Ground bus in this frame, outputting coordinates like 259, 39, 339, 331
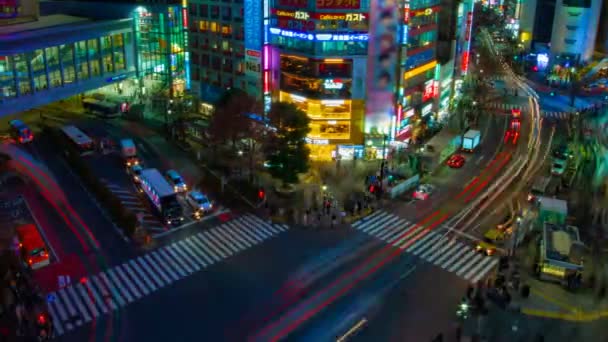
138, 168, 183, 225
16, 224, 50, 270
9, 120, 34, 143
60, 125, 95, 155
83, 98, 120, 118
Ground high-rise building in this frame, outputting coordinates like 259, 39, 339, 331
188, 0, 264, 111
550, 0, 602, 64
1, 0, 136, 117
268, 0, 368, 160
395, 0, 441, 143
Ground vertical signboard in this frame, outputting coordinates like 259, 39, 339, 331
244, 0, 262, 51
461, 10, 474, 76
365, 0, 399, 135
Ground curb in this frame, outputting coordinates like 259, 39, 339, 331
521, 307, 608, 322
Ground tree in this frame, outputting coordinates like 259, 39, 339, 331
208, 88, 258, 147
263, 102, 311, 185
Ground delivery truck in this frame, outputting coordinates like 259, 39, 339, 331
120, 138, 139, 166
462, 129, 481, 152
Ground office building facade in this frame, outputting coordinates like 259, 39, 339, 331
395, 0, 441, 143
188, 0, 264, 111
1, 1, 136, 117
268, 0, 368, 160
550, 0, 602, 64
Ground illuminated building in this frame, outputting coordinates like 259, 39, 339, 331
550, 0, 602, 64
269, 1, 369, 160
45, 0, 191, 98
395, 0, 441, 143
188, 0, 264, 111
1, 0, 136, 117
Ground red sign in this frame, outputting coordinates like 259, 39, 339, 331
278, 18, 316, 31
277, 0, 308, 6
316, 0, 360, 9
246, 50, 261, 58
461, 51, 470, 74
403, 5, 410, 23
423, 81, 434, 101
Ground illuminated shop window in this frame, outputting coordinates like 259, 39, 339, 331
309, 120, 351, 140
279, 92, 352, 120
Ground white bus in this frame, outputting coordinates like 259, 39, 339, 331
60, 125, 95, 155
139, 168, 183, 225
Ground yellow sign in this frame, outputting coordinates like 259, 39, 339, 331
277, 10, 296, 17
424, 8, 433, 15
403, 61, 437, 80
345, 13, 366, 21
295, 11, 309, 20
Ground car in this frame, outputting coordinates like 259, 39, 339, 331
447, 154, 465, 168
413, 184, 435, 200
504, 129, 520, 145
186, 191, 213, 216
475, 240, 497, 256
9, 119, 34, 143
127, 164, 143, 183
165, 170, 187, 192
16, 224, 50, 270
551, 160, 566, 176
553, 145, 571, 161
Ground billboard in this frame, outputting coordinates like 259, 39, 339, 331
365, 0, 400, 134
316, 0, 361, 9
244, 0, 262, 51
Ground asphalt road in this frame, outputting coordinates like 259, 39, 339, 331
55, 228, 357, 342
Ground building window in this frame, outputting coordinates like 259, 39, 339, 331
564, 39, 576, 45
565, 25, 578, 31
200, 4, 208, 17
221, 24, 232, 36
222, 6, 232, 20
210, 6, 219, 18
199, 20, 209, 31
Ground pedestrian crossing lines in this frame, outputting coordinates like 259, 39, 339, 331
351, 211, 498, 284
484, 102, 521, 111
541, 111, 569, 120
46, 214, 289, 337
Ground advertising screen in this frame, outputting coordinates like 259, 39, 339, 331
365, 0, 399, 133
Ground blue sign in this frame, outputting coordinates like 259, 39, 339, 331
244, 0, 262, 50
405, 48, 435, 69
46, 294, 56, 303
269, 28, 368, 42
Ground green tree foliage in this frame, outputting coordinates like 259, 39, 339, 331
208, 88, 258, 146
264, 102, 311, 185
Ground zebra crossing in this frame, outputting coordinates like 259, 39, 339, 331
46, 214, 289, 337
352, 211, 498, 284
541, 111, 570, 120
484, 102, 571, 120
101, 180, 166, 231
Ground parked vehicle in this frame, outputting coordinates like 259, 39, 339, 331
120, 139, 139, 166
127, 164, 143, 183
462, 129, 481, 152
16, 224, 50, 270
447, 154, 465, 168
166, 170, 187, 193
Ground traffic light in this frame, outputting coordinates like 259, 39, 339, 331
369, 184, 375, 193
258, 187, 265, 200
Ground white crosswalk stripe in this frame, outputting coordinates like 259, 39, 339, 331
47, 214, 288, 337
351, 210, 498, 283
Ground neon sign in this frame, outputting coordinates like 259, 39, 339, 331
324, 79, 344, 89
274, 10, 368, 22
269, 28, 368, 41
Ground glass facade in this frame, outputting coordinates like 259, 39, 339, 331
270, 35, 368, 56
134, 6, 189, 96
0, 32, 130, 102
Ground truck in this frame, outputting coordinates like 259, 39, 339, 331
138, 168, 183, 225
537, 196, 567, 225
120, 139, 139, 166
461, 129, 481, 152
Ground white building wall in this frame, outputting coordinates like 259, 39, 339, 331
550, 0, 602, 62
